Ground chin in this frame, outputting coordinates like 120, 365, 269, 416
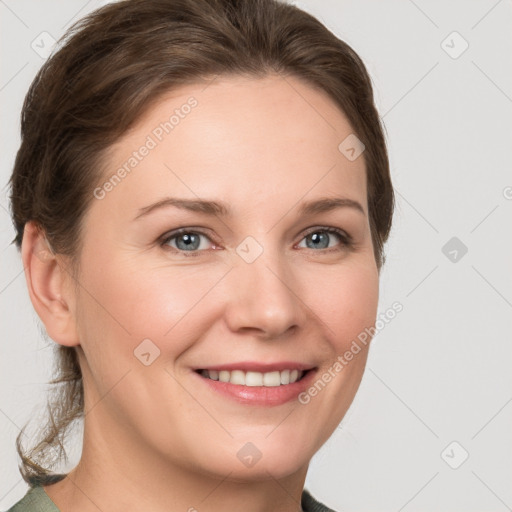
184, 441, 310, 483
221, 457, 309, 483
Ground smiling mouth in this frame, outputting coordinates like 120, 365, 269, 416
194, 368, 312, 387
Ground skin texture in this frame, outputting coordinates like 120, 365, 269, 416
22, 73, 379, 512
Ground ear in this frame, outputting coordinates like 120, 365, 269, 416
21, 221, 80, 347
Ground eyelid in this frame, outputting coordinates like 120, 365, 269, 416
300, 226, 352, 243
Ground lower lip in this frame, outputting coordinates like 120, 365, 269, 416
192, 369, 317, 406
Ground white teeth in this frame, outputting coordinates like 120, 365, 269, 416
245, 371, 263, 386
219, 370, 230, 383
263, 371, 281, 387
200, 368, 305, 386
230, 370, 245, 385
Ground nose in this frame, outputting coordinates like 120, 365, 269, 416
223, 246, 304, 340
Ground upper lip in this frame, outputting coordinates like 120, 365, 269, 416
194, 361, 316, 373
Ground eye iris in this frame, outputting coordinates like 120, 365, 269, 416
176, 233, 200, 251
307, 231, 330, 249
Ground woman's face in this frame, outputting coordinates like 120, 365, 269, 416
71, 74, 379, 480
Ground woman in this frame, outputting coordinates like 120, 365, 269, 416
7, 0, 394, 510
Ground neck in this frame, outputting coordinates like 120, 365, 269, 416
44, 409, 308, 512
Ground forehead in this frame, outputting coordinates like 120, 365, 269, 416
96, 74, 367, 218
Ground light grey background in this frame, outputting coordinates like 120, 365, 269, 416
1, 1, 511, 511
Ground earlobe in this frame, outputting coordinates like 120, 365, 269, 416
21, 221, 80, 347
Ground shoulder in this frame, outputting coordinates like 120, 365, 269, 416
7, 482, 333, 512
302, 488, 338, 512
5, 482, 62, 512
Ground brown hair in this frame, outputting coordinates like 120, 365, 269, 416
9, 0, 394, 485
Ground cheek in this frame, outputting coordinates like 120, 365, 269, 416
290, 259, 378, 449
75, 241, 229, 358
314, 260, 379, 350
72, 250, 221, 424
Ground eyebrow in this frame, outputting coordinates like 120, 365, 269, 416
134, 195, 366, 220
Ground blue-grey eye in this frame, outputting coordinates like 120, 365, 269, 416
298, 229, 346, 250
177, 233, 197, 250
165, 231, 209, 251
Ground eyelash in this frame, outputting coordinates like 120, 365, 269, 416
158, 226, 353, 257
